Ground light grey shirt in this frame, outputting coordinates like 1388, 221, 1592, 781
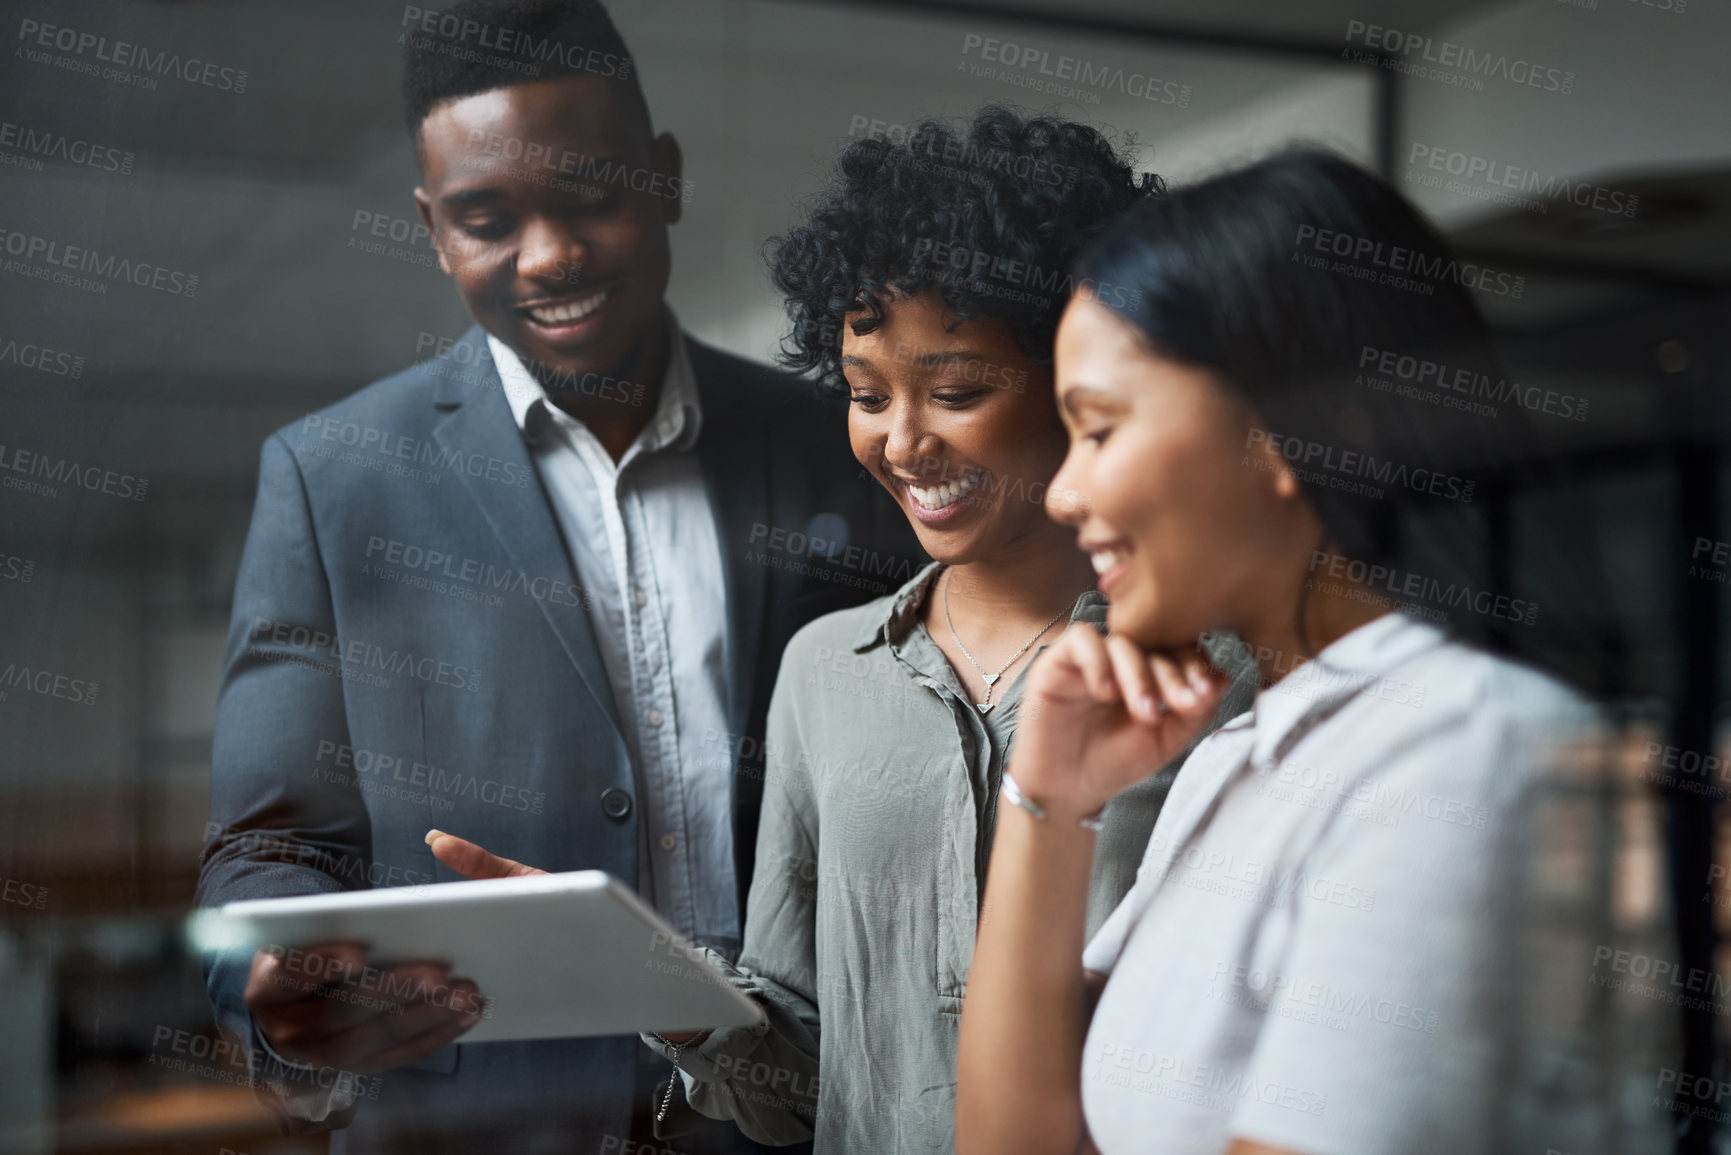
1081, 612, 1594, 1154
646, 563, 1258, 1152
493, 327, 738, 953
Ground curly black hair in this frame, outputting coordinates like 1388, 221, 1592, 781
767, 106, 1159, 395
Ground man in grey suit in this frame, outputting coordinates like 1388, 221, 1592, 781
194, 2, 920, 1151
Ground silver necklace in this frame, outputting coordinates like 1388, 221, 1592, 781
942, 568, 1076, 715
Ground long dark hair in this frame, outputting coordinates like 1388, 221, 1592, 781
1076, 148, 1614, 688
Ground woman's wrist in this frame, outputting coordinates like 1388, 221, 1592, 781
1001, 771, 1106, 831
1003, 742, 1114, 824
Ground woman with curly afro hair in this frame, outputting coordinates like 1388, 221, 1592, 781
639, 107, 1258, 1153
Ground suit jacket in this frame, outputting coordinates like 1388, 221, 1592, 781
195, 326, 924, 1154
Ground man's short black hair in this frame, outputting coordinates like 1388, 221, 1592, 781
402, 0, 650, 148
768, 106, 1159, 396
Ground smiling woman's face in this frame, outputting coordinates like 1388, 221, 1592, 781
1047, 295, 1312, 649
842, 289, 1068, 566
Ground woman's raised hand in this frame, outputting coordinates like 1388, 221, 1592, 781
1007, 626, 1230, 821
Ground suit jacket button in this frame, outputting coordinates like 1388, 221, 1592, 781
600, 788, 633, 821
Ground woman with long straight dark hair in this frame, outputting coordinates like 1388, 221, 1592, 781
956, 149, 1602, 1155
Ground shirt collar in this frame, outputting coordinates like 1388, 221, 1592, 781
850, 561, 1107, 653
1246, 611, 1448, 767
489, 309, 702, 456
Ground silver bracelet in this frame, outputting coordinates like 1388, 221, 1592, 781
1001, 771, 1106, 831
649, 1033, 685, 1123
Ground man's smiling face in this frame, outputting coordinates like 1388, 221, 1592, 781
414, 76, 681, 394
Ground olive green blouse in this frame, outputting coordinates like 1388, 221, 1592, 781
643, 562, 1257, 1153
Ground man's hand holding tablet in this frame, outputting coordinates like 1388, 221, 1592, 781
242, 937, 486, 1074
238, 830, 555, 1074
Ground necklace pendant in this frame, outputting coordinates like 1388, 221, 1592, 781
977, 701, 994, 715
981, 673, 1001, 686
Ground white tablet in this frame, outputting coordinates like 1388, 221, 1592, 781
188, 871, 765, 1044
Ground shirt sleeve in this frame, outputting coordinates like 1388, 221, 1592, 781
1226, 691, 1568, 1154
254, 1019, 363, 1123
1082, 865, 1151, 977
640, 648, 824, 1146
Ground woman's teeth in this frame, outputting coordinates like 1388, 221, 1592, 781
1090, 547, 1127, 575
527, 287, 611, 325
908, 470, 984, 512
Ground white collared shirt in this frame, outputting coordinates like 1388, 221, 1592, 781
1079, 612, 1594, 1155
492, 325, 738, 954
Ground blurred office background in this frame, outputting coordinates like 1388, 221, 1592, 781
1, 0, 1727, 1150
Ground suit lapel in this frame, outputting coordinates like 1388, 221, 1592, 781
691, 340, 770, 741
431, 329, 625, 742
